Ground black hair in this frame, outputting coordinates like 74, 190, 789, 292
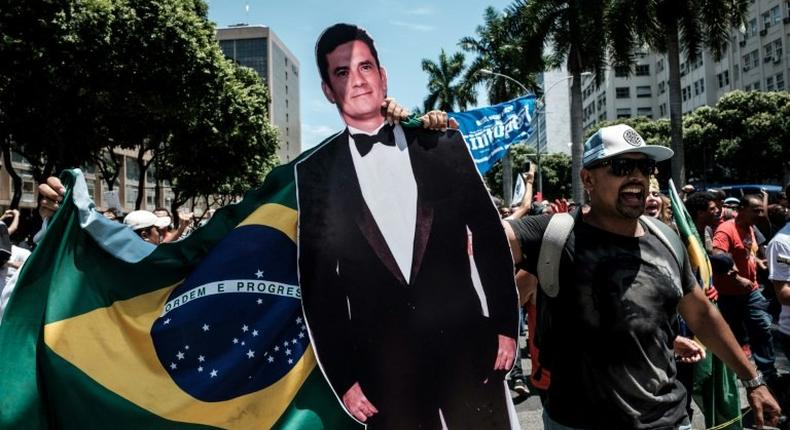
684, 192, 715, 217
740, 194, 762, 208
315, 23, 380, 85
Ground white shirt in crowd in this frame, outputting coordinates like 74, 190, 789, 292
768, 223, 790, 335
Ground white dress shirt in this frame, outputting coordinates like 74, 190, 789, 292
348, 123, 417, 282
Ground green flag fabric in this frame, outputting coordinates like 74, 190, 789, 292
669, 180, 742, 430
0, 155, 361, 429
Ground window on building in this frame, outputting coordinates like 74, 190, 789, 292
752, 50, 760, 68
753, 81, 761, 91
765, 42, 774, 60
750, 18, 758, 36
742, 54, 751, 70
615, 87, 630, 98
637, 107, 653, 118
635, 64, 650, 76
616, 108, 631, 118
659, 103, 667, 117
775, 39, 783, 60
763, 12, 771, 29
614, 66, 629, 77
767, 76, 775, 91
771, 6, 781, 24
744, 84, 751, 91
694, 80, 700, 95
657, 59, 664, 72
21, 174, 36, 204
598, 112, 606, 122
658, 81, 666, 94
776, 73, 785, 91
636, 85, 652, 97
718, 70, 730, 88
680, 62, 687, 76
125, 156, 139, 182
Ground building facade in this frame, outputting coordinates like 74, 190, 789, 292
217, 25, 301, 164
580, 0, 789, 131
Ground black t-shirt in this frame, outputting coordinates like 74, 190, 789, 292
509, 213, 698, 430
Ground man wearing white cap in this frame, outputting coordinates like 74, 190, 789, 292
123, 210, 170, 245
502, 124, 780, 429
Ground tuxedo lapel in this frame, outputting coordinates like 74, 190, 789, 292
404, 128, 436, 285
332, 132, 408, 286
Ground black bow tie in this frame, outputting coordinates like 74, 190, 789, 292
352, 124, 395, 156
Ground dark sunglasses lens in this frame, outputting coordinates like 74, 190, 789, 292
610, 158, 655, 176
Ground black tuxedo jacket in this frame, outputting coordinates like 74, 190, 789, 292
296, 127, 518, 397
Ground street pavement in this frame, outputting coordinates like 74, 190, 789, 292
513, 329, 790, 429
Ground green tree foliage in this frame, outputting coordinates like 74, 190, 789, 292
508, 0, 609, 203
604, 0, 750, 187
485, 144, 572, 201
0, 0, 279, 211
459, 6, 541, 104
421, 49, 475, 113
684, 90, 790, 184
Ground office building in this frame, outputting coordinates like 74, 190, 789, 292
217, 25, 301, 163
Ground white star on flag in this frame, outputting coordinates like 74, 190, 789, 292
288, 358, 294, 364
268, 356, 274, 363
241, 341, 246, 346
170, 363, 177, 370
274, 346, 280, 352
252, 330, 259, 337
298, 332, 305, 338
255, 269, 264, 278
291, 339, 297, 344
176, 351, 184, 360
198, 366, 203, 372
246, 349, 255, 358
285, 349, 292, 356
198, 355, 205, 362
242, 324, 249, 332
202, 324, 210, 332
164, 318, 171, 325
233, 338, 239, 344
210, 369, 218, 377
184, 345, 190, 350
257, 298, 263, 305
296, 317, 303, 324
283, 341, 289, 347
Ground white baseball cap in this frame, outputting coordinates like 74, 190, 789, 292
123, 210, 171, 231
583, 124, 674, 168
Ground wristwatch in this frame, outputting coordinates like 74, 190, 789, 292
741, 372, 766, 390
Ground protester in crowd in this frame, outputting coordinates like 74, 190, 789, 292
0, 209, 20, 236
645, 177, 662, 217
659, 194, 675, 227
767, 207, 790, 357
502, 123, 780, 429
122, 210, 170, 245
152, 208, 192, 243
681, 184, 695, 201
712, 194, 778, 383
721, 197, 740, 221
769, 204, 790, 232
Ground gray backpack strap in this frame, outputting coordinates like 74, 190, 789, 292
537, 213, 575, 298
640, 215, 684, 267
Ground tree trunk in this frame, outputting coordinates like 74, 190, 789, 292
665, 23, 686, 187
1, 140, 23, 209
135, 148, 148, 210
569, 69, 585, 203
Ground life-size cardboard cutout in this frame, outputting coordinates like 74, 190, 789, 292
295, 23, 519, 429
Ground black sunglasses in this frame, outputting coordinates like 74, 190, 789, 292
590, 158, 656, 177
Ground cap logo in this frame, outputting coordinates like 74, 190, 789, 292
623, 129, 644, 147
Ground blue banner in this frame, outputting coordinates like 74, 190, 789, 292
448, 95, 537, 174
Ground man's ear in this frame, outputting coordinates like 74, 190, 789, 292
379, 66, 388, 95
581, 168, 595, 194
321, 81, 336, 104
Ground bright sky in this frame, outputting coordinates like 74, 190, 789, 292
207, 0, 511, 150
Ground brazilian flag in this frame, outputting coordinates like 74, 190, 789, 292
668, 180, 742, 430
0, 158, 361, 429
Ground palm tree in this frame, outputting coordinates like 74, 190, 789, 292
508, 0, 609, 203
459, 6, 541, 104
421, 49, 475, 112
605, 0, 749, 186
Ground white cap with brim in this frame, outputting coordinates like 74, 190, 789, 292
123, 210, 171, 231
583, 124, 674, 168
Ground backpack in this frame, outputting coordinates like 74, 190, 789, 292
528, 213, 687, 389
536, 212, 686, 298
